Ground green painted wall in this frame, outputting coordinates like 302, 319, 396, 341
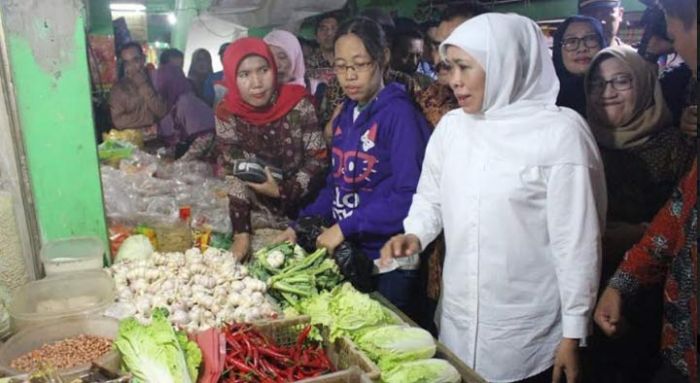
1, 1, 108, 251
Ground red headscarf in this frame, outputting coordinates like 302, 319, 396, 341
219, 37, 307, 125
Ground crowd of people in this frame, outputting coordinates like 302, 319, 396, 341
103, 0, 697, 382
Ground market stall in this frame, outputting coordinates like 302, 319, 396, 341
0, 211, 487, 382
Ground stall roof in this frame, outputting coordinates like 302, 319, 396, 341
207, 0, 347, 29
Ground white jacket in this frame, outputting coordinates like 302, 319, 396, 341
403, 13, 607, 382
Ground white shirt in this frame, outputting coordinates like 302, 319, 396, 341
405, 14, 608, 381
404, 108, 606, 382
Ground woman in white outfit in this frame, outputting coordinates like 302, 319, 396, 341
381, 13, 607, 383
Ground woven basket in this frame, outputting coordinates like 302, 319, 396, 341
253, 316, 380, 381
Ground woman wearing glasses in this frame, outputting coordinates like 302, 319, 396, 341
586, 46, 694, 231
583, 45, 695, 383
382, 13, 606, 383
552, 16, 606, 117
279, 17, 431, 320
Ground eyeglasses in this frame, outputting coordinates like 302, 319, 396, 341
561, 35, 600, 51
333, 61, 375, 75
590, 74, 633, 93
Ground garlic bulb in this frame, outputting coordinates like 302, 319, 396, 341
109, 247, 276, 331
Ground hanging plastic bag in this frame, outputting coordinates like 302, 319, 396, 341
333, 241, 375, 293
295, 216, 375, 293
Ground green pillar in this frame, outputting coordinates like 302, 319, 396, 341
172, 0, 213, 51
0, 0, 108, 249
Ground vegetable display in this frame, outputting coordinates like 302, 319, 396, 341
109, 247, 277, 332
355, 325, 436, 371
222, 323, 335, 382
250, 243, 343, 308
114, 308, 202, 383
298, 283, 397, 341
381, 358, 461, 383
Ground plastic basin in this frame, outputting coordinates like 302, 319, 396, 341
41, 237, 105, 276
7, 271, 115, 332
0, 316, 120, 379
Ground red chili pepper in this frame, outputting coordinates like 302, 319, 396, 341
296, 325, 313, 348
228, 358, 260, 376
258, 346, 291, 362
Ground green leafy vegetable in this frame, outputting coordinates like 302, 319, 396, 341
263, 248, 343, 308
356, 325, 436, 371
328, 283, 390, 340
381, 359, 461, 383
298, 283, 392, 341
114, 308, 201, 383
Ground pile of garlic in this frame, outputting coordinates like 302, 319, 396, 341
109, 247, 277, 332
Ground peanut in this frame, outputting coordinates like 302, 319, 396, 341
10, 334, 112, 372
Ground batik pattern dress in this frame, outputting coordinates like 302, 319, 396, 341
182, 97, 327, 234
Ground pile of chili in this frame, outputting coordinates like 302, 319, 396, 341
222, 323, 335, 383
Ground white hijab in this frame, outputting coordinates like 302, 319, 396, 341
438, 13, 602, 168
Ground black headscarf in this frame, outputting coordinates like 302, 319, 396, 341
552, 16, 607, 117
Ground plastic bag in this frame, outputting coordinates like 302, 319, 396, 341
158, 160, 213, 184
294, 215, 331, 254
295, 216, 375, 293
333, 241, 375, 293
97, 139, 135, 167
101, 166, 137, 221
119, 149, 158, 176
191, 207, 232, 234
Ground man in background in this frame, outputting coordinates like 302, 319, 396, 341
305, 12, 341, 85
579, 0, 627, 46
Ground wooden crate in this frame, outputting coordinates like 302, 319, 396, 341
297, 366, 372, 383
253, 316, 380, 382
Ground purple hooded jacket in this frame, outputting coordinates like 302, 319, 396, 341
300, 82, 430, 259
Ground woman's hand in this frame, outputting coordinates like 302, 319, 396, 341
316, 224, 344, 254
246, 167, 280, 198
594, 287, 626, 337
552, 338, 581, 383
231, 232, 251, 262
379, 234, 422, 267
274, 227, 297, 244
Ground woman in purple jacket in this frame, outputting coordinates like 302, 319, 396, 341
279, 17, 431, 318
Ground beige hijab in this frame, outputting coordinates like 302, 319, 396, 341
585, 46, 672, 149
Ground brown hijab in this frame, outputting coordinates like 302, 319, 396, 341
585, 46, 672, 149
